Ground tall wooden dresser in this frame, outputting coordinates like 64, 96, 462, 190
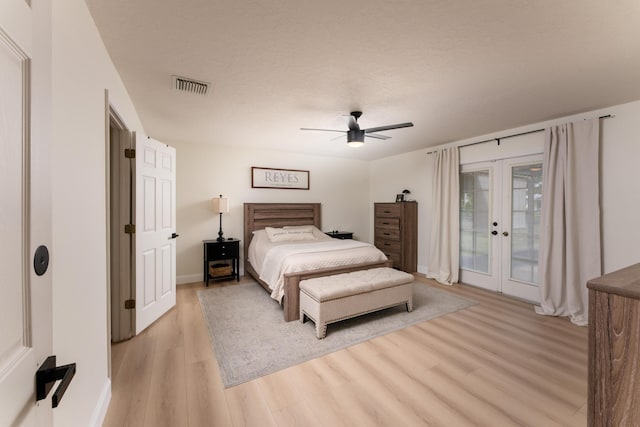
587, 263, 640, 426
374, 202, 417, 273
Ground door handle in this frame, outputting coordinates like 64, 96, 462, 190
36, 355, 76, 408
502, 231, 509, 236
491, 230, 498, 235
170, 233, 179, 239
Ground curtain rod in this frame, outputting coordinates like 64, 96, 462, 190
426, 114, 613, 154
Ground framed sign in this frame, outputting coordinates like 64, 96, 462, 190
251, 167, 310, 190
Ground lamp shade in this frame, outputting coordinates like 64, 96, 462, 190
212, 197, 229, 214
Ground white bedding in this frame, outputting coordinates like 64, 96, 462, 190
248, 230, 388, 302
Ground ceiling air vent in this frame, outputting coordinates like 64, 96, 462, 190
171, 75, 210, 95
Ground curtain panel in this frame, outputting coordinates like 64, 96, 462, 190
536, 118, 601, 326
427, 147, 460, 285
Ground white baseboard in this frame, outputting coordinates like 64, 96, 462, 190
89, 378, 111, 427
177, 273, 203, 285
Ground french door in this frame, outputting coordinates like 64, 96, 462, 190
459, 155, 543, 302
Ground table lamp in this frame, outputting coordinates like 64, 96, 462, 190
212, 195, 229, 242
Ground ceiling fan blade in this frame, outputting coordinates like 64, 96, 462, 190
330, 134, 346, 141
300, 128, 346, 133
364, 133, 391, 140
364, 122, 414, 134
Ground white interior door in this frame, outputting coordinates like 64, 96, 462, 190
460, 155, 543, 302
0, 1, 53, 425
134, 135, 177, 334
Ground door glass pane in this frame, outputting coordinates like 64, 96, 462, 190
460, 170, 490, 273
510, 164, 542, 283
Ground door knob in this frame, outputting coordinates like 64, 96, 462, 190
170, 233, 179, 239
503, 231, 509, 236
491, 230, 498, 235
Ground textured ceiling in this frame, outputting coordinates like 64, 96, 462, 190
85, 0, 640, 160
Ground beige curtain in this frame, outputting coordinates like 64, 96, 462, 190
535, 118, 601, 326
427, 147, 460, 285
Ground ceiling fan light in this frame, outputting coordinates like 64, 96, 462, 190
346, 129, 365, 147
347, 140, 364, 148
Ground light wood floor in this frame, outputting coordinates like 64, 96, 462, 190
103, 276, 588, 427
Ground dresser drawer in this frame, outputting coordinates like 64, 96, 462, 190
209, 242, 239, 259
375, 227, 400, 240
375, 217, 400, 231
375, 204, 401, 218
375, 238, 401, 253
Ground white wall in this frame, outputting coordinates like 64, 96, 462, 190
600, 101, 640, 272
371, 99, 640, 276
173, 142, 371, 284
51, 0, 147, 425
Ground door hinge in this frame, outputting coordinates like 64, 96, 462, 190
124, 224, 136, 234
124, 299, 136, 309
124, 148, 136, 159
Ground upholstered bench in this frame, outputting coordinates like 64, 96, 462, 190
299, 267, 414, 339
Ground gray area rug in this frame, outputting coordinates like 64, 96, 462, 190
197, 281, 476, 388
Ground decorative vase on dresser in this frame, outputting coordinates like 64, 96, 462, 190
374, 202, 417, 273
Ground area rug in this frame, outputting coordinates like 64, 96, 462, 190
197, 281, 476, 388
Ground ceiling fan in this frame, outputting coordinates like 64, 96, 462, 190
301, 111, 414, 148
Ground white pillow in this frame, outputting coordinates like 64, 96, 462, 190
251, 229, 269, 242
265, 226, 316, 242
284, 225, 332, 240
282, 225, 314, 235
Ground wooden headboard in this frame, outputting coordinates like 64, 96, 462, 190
243, 203, 321, 270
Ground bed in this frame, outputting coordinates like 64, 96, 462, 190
244, 203, 391, 321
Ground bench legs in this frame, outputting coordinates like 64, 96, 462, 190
317, 324, 327, 339
300, 313, 328, 339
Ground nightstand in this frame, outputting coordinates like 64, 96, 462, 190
324, 231, 353, 240
203, 239, 240, 285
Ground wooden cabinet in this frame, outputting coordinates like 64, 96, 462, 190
203, 239, 240, 285
587, 263, 640, 426
374, 202, 417, 273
